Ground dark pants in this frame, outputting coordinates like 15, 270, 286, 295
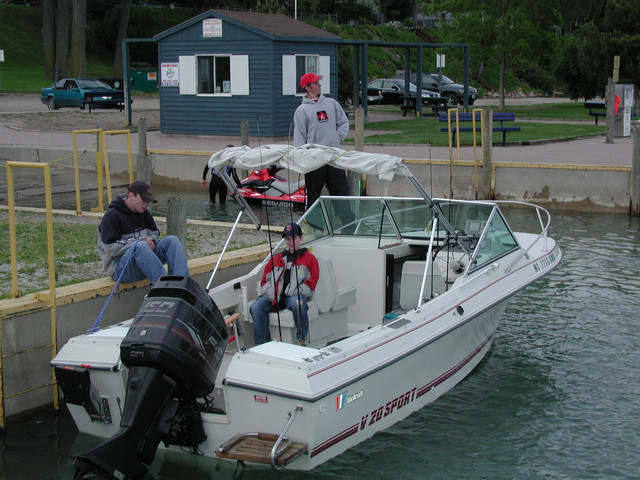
305, 165, 350, 207
208, 174, 227, 204
305, 165, 355, 231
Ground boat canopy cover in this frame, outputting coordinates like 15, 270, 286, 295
208, 144, 408, 183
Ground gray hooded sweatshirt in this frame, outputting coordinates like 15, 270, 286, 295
293, 94, 349, 147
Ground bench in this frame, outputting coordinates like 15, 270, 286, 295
439, 111, 521, 146
400, 103, 416, 117
583, 101, 606, 125
401, 97, 450, 117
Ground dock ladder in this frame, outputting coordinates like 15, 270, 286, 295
215, 405, 307, 469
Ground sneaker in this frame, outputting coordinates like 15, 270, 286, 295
298, 338, 309, 346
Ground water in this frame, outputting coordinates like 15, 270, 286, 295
2, 210, 640, 480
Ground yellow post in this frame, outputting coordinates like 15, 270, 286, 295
6, 163, 20, 298
100, 131, 113, 205
72, 129, 106, 213
4, 161, 60, 417
472, 108, 484, 199
44, 163, 59, 411
73, 133, 82, 214
447, 108, 461, 198
96, 131, 104, 212
101, 130, 135, 204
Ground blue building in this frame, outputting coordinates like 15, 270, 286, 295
154, 10, 342, 138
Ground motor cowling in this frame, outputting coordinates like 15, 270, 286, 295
74, 276, 228, 480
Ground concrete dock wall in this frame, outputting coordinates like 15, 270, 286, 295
0, 145, 633, 211
0, 246, 269, 420
364, 160, 632, 211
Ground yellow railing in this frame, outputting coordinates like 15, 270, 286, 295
3, 161, 59, 427
72, 129, 134, 214
445, 108, 483, 199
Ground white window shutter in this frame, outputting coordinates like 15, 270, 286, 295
319, 55, 330, 95
282, 55, 296, 95
230, 55, 249, 95
179, 55, 196, 95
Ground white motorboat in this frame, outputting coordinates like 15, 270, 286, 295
52, 144, 561, 479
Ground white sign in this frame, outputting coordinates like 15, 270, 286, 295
161, 63, 179, 87
203, 18, 222, 38
0, 50, 4, 62
436, 53, 445, 69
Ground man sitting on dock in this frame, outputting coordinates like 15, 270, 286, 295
97, 180, 189, 285
250, 222, 319, 346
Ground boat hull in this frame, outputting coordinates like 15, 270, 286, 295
208, 300, 509, 470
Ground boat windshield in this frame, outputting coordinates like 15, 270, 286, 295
300, 196, 520, 272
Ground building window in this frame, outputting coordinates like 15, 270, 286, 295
295, 55, 319, 94
178, 54, 248, 96
282, 54, 330, 96
197, 55, 231, 94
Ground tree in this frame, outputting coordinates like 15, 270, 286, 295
113, 0, 133, 77
54, 0, 70, 79
70, 0, 87, 77
424, 0, 559, 107
42, 0, 56, 80
554, 0, 640, 99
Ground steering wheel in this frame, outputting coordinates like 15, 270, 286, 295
432, 236, 459, 261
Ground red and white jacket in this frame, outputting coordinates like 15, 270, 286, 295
260, 248, 319, 307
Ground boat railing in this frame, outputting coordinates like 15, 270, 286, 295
496, 201, 552, 274
270, 405, 304, 470
417, 217, 439, 308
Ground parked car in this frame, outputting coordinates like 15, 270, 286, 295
41, 78, 126, 111
366, 78, 440, 106
397, 72, 478, 106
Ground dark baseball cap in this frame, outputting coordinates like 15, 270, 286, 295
282, 222, 303, 237
128, 180, 157, 203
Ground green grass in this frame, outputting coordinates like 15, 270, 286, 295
504, 102, 590, 120
348, 104, 605, 145
0, 211, 101, 299
0, 4, 149, 93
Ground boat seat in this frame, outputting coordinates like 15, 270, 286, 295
252, 256, 356, 345
399, 261, 446, 311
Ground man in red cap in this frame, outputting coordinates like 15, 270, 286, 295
293, 72, 350, 211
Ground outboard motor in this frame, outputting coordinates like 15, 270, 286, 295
73, 276, 228, 480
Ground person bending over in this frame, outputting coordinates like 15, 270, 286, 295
97, 180, 189, 285
250, 222, 319, 346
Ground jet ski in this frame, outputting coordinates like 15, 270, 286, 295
235, 166, 306, 208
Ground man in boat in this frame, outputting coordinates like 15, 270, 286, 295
293, 73, 350, 208
293, 73, 356, 232
250, 222, 320, 346
97, 180, 189, 285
